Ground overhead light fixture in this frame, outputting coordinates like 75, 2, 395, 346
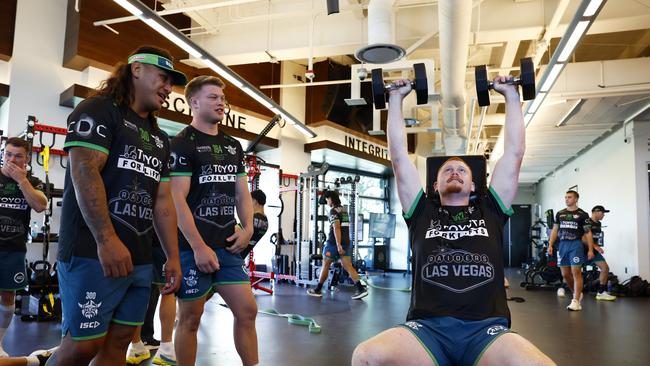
524, 113, 534, 126
528, 92, 546, 114
111, 0, 316, 139
555, 99, 584, 127
201, 59, 244, 88
583, 0, 604, 16
540, 64, 565, 92
114, 0, 142, 16
142, 18, 202, 58
522, 0, 607, 128
557, 20, 589, 62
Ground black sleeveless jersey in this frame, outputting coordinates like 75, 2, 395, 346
170, 126, 246, 252
404, 187, 512, 324
586, 218, 603, 246
0, 175, 44, 252
327, 205, 350, 247
59, 96, 171, 264
555, 208, 591, 241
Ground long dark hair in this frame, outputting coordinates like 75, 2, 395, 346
92, 45, 174, 129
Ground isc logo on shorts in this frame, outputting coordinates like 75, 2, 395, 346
573, 257, 580, 263
486, 325, 507, 336
13, 272, 25, 283
80, 321, 100, 329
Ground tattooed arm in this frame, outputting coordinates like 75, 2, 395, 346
153, 181, 181, 294
69, 147, 132, 277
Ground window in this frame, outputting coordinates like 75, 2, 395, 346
323, 168, 389, 245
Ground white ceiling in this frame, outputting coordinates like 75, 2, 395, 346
154, 0, 650, 185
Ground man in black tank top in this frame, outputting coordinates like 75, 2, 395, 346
584, 205, 616, 301
0, 138, 47, 357
547, 190, 595, 311
240, 189, 269, 259
352, 76, 555, 366
49, 46, 183, 366
170, 76, 257, 366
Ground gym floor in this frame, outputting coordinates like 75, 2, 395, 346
4, 269, 650, 365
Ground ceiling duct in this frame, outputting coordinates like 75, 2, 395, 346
355, 0, 405, 64
438, 0, 473, 155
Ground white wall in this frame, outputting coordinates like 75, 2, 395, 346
632, 120, 650, 279
0, 60, 10, 84
536, 126, 643, 279
513, 185, 535, 205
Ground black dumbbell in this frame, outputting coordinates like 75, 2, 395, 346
475, 57, 536, 107
371, 63, 428, 110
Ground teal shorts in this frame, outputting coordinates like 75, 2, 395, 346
323, 244, 351, 261
58, 256, 153, 340
0, 251, 27, 291
177, 248, 249, 301
558, 240, 586, 267
399, 316, 511, 366
585, 251, 606, 265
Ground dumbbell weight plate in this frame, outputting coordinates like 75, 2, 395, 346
519, 57, 536, 101
371, 68, 387, 110
475, 65, 491, 107
413, 63, 428, 105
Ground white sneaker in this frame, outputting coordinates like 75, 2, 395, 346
126, 343, 151, 364
567, 299, 582, 311
596, 292, 617, 301
0, 347, 8, 357
557, 287, 566, 297
153, 347, 177, 365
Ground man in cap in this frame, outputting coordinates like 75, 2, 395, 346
47, 45, 184, 365
584, 205, 616, 301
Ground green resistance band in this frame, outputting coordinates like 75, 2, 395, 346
259, 308, 321, 334
219, 303, 321, 334
361, 277, 412, 292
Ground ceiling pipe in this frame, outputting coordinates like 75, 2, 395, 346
438, 0, 473, 155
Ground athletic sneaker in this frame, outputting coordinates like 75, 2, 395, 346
29, 346, 58, 366
127, 344, 151, 364
351, 286, 368, 300
153, 348, 177, 365
596, 292, 617, 301
307, 288, 323, 297
142, 336, 161, 349
567, 299, 582, 311
557, 287, 566, 297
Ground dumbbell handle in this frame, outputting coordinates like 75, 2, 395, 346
385, 80, 416, 91
488, 77, 521, 89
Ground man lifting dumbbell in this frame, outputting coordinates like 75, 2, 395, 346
352, 71, 554, 365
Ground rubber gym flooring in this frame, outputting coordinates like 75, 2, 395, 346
4, 269, 650, 365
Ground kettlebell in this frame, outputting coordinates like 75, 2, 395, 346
30, 260, 51, 287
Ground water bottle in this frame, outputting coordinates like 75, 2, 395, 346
31, 221, 39, 241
